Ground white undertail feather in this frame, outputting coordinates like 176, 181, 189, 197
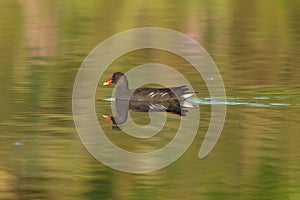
181, 93, 195, 99
182, 101, 194, 108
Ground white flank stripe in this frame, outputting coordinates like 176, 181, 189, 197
151, 93, 158, 98
148, 92, 154, 96
161, 92, 168, 97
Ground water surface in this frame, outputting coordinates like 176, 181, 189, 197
0, 1, 300, 199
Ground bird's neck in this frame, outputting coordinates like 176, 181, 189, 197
115, 76, 130, 99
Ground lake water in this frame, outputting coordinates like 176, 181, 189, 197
1, 1, 300, 200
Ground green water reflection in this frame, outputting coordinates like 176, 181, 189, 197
0, 0, 299, 200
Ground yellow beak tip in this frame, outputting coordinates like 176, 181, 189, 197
103, 82, 109, 86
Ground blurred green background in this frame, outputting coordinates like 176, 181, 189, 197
0, 0, 299, 200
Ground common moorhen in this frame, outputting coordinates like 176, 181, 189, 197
103, 72, 196, 101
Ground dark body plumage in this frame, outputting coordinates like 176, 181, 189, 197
103, 72, 195, 101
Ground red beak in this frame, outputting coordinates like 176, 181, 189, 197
103, 115, 113, 122
103, 75, 113, 86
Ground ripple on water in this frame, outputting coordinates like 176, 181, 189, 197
102, 96, 298, 108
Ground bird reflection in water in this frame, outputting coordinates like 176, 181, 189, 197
102, 100, 195, 129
